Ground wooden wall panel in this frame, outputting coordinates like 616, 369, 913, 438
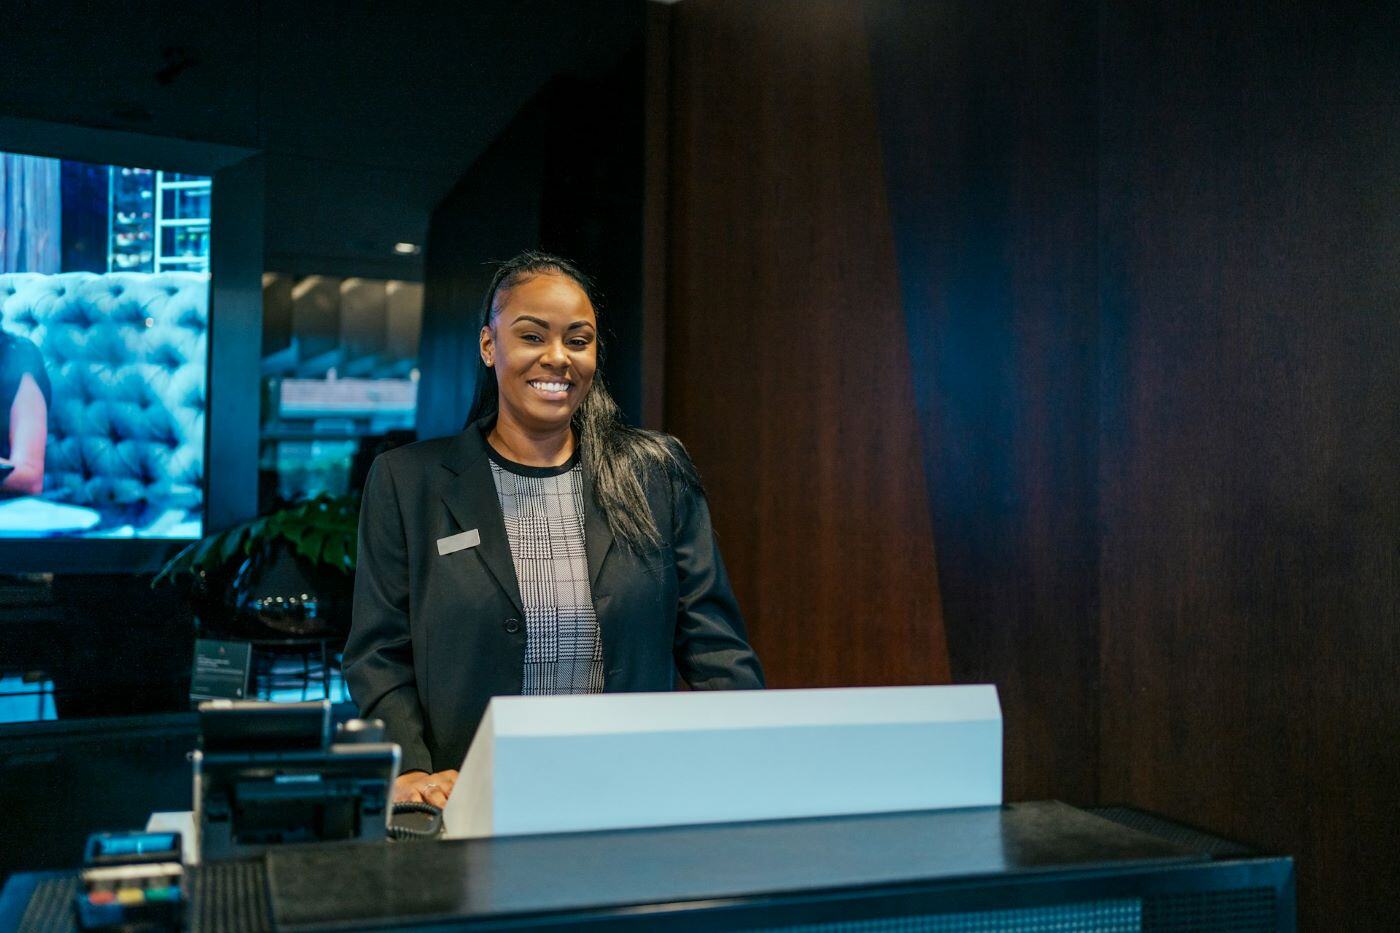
865, 0, 1101, 803
1097, 3, 1400, 929
640, 1, 672, 431
665, 3, 1399, 925
665, 0, 949, 688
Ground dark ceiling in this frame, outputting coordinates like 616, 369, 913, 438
0, 0, 644, 279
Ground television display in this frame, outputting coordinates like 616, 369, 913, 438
0, 148, 211, 539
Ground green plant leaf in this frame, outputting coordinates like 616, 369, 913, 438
154, 493, 362, 586
323, 535, 347, 572
296, 529, 326, 563
244, 516, 270, 546
191, 532, 223, 567
152, 539, 200, 587
218, 527, 248, 566
279, 520, 307, 546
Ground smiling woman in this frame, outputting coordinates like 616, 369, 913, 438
478, 267, 599, 462
343, 250, 765, 809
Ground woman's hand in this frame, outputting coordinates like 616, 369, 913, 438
393, 769, 459, 808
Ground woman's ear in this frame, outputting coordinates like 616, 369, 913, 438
479, 325, 495, 368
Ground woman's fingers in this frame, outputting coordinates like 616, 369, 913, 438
391, 770, 455, 807
392, 772, 429, 803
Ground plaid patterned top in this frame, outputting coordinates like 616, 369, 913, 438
488, 446, 604, 695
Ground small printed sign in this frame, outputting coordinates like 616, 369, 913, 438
190, 639, 252, 701
437, 528, 481, 556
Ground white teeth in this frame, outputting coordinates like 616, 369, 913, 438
530, 381, 570, 393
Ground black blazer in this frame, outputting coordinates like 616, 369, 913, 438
344, 417, 764, 774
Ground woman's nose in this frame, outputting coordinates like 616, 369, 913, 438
542, 340, 569, 367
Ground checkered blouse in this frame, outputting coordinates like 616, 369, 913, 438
488, 447, 604, 695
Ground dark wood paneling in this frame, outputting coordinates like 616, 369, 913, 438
865, 0, 1101, 803
539, 55, 647, 425
666, 3, 1398, 926
641, 1, 672, 431
418, 104, 546, 442
1097, 3, 1400, 929
420, 39, 646, 441
666, 0, 949, 688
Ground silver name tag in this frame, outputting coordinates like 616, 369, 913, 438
436, 529, 481, 556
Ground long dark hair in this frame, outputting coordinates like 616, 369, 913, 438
466, 251, 701, 551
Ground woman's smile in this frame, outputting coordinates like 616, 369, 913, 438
527, 378, 573, 401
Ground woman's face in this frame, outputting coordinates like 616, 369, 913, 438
480, 272, 598, 433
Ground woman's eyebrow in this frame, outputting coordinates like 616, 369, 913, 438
509, 314, 594, 331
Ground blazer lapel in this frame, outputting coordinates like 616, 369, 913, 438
581, 463, 614, 592
439, 417, 614, 610
440, 424, 524, 617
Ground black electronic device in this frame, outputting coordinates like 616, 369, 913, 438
336, 717, 386, 744
75, 831, 185, 930
84, 830, 183, 867
197, 698, 329, 752
75, 862, 184, 931
193, 700, 399, 861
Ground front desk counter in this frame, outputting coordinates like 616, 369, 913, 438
2, 801, 1295, 932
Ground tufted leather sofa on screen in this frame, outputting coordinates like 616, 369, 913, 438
0, 272, 207, 533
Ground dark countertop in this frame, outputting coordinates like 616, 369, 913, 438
266, 801, 1205, 929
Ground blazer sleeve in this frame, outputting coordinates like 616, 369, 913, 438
671, 476, 765, 689
344, 455, 433, 773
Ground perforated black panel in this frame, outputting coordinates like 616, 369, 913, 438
14, 860, 269, 933
748, 900, 1143, 932
16, 876, 77, 933
1143, 887, 1276, 932
190, 859, 270, 933
4, 875, 1288, 932
747, 888, 1280, 933
1088, 807, 1253, 859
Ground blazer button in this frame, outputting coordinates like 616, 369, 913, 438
504, 618, 521, 634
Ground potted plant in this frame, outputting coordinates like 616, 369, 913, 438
154, 494, 359, 641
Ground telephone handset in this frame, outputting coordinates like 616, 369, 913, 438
388, 801, 443, 840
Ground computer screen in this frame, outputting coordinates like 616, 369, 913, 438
0, 149, 211, 539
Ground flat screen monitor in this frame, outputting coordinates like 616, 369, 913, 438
1, 149, 211, 540
0, 119, 260, 572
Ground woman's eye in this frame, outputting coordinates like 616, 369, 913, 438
569, 339, 590, 349
521, 333, 543, 343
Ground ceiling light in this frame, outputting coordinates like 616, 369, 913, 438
393, 242, 421, 255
